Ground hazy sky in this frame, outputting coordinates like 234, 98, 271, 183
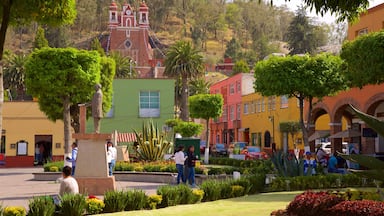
274, 0, 384, 23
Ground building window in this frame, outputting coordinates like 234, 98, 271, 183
244, 103, 249, 114
268, 96, 276, 111
222, 106, 228, 122
139, 91, 160, 118
356, 28, 368, 37
280, 95, 289, 109
261, 98, 265, 112
250, 101, 255, 113
256, 99, 261, 113
229, 84, 235, 95
236, 104, 241, 120
0, 135, 5, 154
230, 105, 235, 121
236, 81, 241, 93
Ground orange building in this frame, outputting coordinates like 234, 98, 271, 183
347, 3, 384, 40
309, 4, 384, 157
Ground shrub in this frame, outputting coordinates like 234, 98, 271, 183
329, 189, 381, 201
28, 196, 55, 216
328, 200, 384, 216
59, 194, 86, 216
177, 184, 194, 204
43, 161, 64, 172
286, 191, 343, 216
103, 191, 128, 213
232, 178, 251, 195
246, 174, 266, 194
200, 180, 222, 202
191, 189, 204, 203
157, 185, 181, 208
3, 206, 26, 216
86, 197, 105, 215
219, 180, 233, 199
125, 190, 147, 211
147, 194, 162, 210
231, 185, 245, 198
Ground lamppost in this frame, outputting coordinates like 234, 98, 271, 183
268, 115, 275, 144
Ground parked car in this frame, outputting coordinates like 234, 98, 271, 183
321, 142, 348, 154
200, 141, 206, 154
213, 143, 227, 156
240, 146, 268, 160
231, 142, 247, 154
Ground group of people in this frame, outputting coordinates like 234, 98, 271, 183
315, 144, 347, 174
174, 145, 198, 187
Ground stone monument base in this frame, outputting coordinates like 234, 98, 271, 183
76, 176, 116, 195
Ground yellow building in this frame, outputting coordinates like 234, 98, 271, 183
1, 102, 65, 167
241, 93, 347, 153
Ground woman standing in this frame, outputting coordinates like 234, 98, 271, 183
186, 145, 198, 187
174, 146, 187, 184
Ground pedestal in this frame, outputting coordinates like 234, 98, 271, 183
73, 133, 115, 195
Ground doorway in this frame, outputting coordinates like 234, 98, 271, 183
35, 135, 52, 165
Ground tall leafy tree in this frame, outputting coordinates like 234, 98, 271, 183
25, 48, 101, 154
33, 26, 49, 49
340, 30, 384, 88
254, 54, 346, 148
285, 7, 327, 55
189, 78, 211, 96
232, 59, 249, 75
224, 38, 241, 60
189, 94, 223, 163
109, 51, 136, 79
0, 0, 76, 141
164, 41, 204, 121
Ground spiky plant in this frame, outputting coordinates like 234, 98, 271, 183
133, 120, 172, 161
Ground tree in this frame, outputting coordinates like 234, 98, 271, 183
189, 78, 211, 96
25, 48, 101, 154
224, 38, 241, 60
33, 26, 49, 49
340, 31, 384, 88
0, 0, 76, 146
232, 59, 250, 75
285, 7, 327, 55
3, 52, 28, 100
164, 41, 204, 121
189, 94, 223, 164
90, 38, 105, 56
254, 54, 346, 148
109, 51, 136, 79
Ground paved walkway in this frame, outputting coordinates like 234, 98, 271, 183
0, 168, 164, 209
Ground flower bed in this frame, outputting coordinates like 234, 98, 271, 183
272, 189, 384, 216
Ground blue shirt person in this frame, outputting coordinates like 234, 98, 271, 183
66, 143, 78, 176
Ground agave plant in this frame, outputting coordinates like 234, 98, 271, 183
133, 120, 172, 161
270, 151, 306, 177
339, 105, 384, 182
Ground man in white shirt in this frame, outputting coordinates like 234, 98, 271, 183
59, 166, 79, 196
174, 145, 187, 184
107, 141, 117, 176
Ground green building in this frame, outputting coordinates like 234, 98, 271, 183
87, 79, 175, 134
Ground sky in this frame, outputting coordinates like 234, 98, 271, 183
273, 0, 384, 23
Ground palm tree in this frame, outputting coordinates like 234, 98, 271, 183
189, 77, 211, 96
109, 51, 137, 78
3, 53, 27, 100
164, 41, 204, 121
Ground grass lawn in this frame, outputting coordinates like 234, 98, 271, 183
99, 191, 301, 216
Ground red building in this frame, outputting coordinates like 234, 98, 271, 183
209, 73, 255, 147
107, 1, 164, 78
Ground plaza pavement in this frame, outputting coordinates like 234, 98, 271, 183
0, 167, 164, 209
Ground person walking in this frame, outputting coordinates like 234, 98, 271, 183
59, 166, 79, 196
66, 142, 78, 176
107, 141, 117, 176
186, 145, 198, 187
174, 146, 187, 184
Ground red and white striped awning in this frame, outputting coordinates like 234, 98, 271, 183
116, 133, 137, 143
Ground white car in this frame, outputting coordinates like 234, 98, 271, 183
321, 142, 348, 154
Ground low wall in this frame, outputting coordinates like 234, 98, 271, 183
33, 171, 229, 184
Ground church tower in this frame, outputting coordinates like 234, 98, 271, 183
108, 0, 157, 76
